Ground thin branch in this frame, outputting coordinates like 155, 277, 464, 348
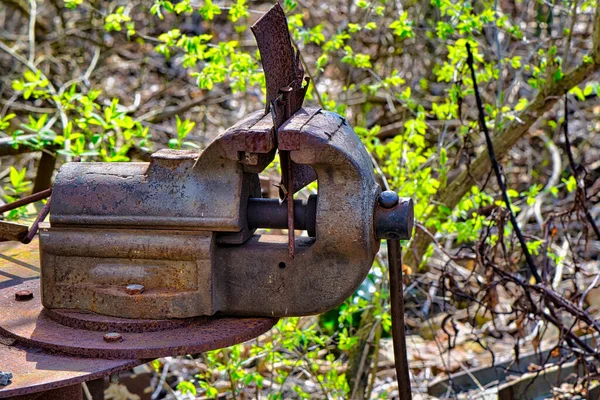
563, 95, 577, 170
466, 43, 542, 283
28, 0, 36, 64
0, 40, 68, 130
58, 46, 102, 95
562, 94, 600, 240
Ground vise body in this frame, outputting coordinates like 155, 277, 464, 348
39, 108, 413, 320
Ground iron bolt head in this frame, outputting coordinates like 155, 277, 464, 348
15, 290, 33, 301
125, 284, 145, 295
378, 191, 399, 209
103, 332, 123, 343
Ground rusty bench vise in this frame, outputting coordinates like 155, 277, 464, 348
41, 107, 413, 320
0, 106, 413, 398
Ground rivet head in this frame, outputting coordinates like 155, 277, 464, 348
378, 190, 399, 209
15, 290, 33, 301
103, 332, 123, 343
125, 284, 145, 295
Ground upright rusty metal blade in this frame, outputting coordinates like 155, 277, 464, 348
251, 2, 315, 258
251, 2, 304, 116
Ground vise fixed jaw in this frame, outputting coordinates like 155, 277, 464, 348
40, 107, 413, 320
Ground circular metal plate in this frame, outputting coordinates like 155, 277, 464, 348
0, 280, 278, 359
0, 338, 138, 399
43, 308, 199, 333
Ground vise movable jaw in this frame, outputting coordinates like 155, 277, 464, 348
40, 108, 413, 320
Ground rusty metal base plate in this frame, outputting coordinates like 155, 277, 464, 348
0, 337, 137, 399
0, 280, 278, 359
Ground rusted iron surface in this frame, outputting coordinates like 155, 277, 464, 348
39, 108, 401, 318
0, 335, 137, 399
251, 3, 304, 112
282, 148, 296, 258
252, 3, 313, 259
37, 107, 415, 318
41, 228, 216, 319
43, 308, 197, 333
214, 108, 382, 316
217, 110, 276, 173
1, 280, 278, 359
0, 238, 40, 291
36, 6, 413, 321
49, 150, 249, 231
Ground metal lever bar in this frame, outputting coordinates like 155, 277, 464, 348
0, 189, 52, 243
0, 188, 51, 214
374, 190, 414, 399
388, 238, 412, 400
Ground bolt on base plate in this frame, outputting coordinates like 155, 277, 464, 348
0, 280, 278, 360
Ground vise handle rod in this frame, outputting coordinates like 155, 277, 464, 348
247, 191, 413, 243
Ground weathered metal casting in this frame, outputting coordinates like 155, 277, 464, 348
40, 107, 404, 319
0, 280, 277, 359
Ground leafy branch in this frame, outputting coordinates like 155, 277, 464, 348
465, 42, 542, 283
406, 4, 600, 268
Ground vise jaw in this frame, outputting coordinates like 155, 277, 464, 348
40, 108, 413, 319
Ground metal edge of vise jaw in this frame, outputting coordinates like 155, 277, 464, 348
39, 107, 413, 320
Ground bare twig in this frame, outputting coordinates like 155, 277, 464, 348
0, 40, 68, 130
466, 42, 542, 283
562, 94, 600, 240
28, 0, 36, 64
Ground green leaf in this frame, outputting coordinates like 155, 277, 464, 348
199, 0, 221, 20
390, 12, 415, 39
316, 54, 328, 71
228, 0, 248, 22
569, 86, 585, 101
177, 381, 197, 396
563, 175, 577, 192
